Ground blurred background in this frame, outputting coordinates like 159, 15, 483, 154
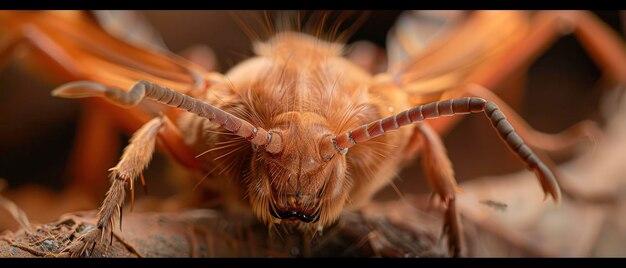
0, 10, 625, 257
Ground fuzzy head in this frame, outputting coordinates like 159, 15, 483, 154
248, 111, 349, 229
222, 31, 376, 231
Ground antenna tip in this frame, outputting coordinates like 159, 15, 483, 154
51, 81, 107, 99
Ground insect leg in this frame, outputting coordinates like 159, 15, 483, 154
554, 10, 626, 84
59, 116, 167, 258
67, 101, 122, 196
69, 101, 203, 199
415, 123, 463, 257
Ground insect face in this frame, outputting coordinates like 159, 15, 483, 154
249, 112, 349, 227
218, 32, 375, 230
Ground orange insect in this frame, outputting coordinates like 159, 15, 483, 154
1, 10, 624, 257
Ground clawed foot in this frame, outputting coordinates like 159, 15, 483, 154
57, 227, 105, 258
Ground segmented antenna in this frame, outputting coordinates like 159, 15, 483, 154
52, 80, 283, 153
333, 97, 561, 203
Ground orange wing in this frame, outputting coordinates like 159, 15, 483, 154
388, 10, 626, 105
0, 11, 208, 95
386, 10, 531, 105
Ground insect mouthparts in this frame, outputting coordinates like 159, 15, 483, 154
270, 204, 320, 223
